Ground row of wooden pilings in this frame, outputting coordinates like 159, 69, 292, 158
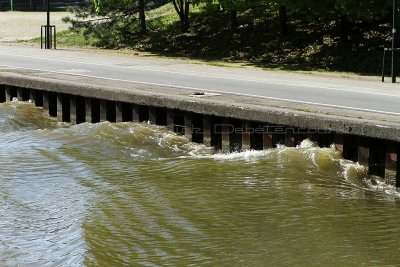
1, 84, 399, 186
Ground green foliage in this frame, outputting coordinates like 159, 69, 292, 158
335, 0, 391, 20
62, 0, 394, 74
192, 0, 264, 11
63, 0, 142, 48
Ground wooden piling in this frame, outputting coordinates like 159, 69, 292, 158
90, 98, 100, 123
192, 113, 203, 144
249, 122, 262, 150
48, 91, 57, 117
61, 94, 71, 122
30, 90, 43, 107
100, 100, 107, 122
343, 134, 358, 162
368, 139, 386, 177
149, 107, 157, 124
229, 119, 242, 152
138, 105, 149, 122
121, 103, 133, 122
203, 115, 212, 147
106, 101, 116, 123
0, 85, 6, 103
166, 109, 174, 132
210, 116, 222, 150
184, 112, 193, 141
116, 102, 123, 123
242, 121, 251, 151
75, 95, 86, 124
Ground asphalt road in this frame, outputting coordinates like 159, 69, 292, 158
1, 45, 400, 115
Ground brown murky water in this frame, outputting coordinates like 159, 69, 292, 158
1, 101, 400, 266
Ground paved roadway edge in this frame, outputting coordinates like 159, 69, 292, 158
0, 71, 399, 142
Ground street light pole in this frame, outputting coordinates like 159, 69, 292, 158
46, 0, 50, 49
392, 0, 398, 83
10, 0, 13, 11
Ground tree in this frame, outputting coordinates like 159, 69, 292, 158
64, 0, 147, 47
196, 0, 263, 32
92, 0, 146, 35
138, 0, 146, 34
172, 0, 190, 33
279, 5, 288, 37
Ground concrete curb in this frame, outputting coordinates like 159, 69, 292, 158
1, 71, 400, 141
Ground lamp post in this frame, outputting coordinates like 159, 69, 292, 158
10, 0, 13, 11
392, 0, 398, 83
46, 0, 50, 49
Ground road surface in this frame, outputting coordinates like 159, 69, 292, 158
1, 45, 400, 116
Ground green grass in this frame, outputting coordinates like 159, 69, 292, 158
27, 29, 95, 47
54, 30, 96, 47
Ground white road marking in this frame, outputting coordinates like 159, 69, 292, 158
2, 64, 400, 117
61, 69, 90, 73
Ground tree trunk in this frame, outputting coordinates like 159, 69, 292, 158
183, 0, 190, 33
173, 0, 190, 33
279, 5, 288, 37
138, 0, 146, 34
338, 14, 349, 41
230, 9, 238, 32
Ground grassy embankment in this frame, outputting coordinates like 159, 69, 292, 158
28, 3, 392, 76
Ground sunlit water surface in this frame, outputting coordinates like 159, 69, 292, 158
1, 101, 400, 266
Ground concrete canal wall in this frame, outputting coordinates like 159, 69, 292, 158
0, 71, 400, 185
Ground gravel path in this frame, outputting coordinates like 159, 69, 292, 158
0, 12, 72, 42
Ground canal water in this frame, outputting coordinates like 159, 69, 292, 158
0, 101, 400, 266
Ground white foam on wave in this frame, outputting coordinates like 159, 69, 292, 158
364, 177, 400, 198
340, 160, 367, 181
210, 149, 273, 161
297, 139, 317, 148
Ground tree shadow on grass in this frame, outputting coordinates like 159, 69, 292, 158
80, 5, 393, 78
